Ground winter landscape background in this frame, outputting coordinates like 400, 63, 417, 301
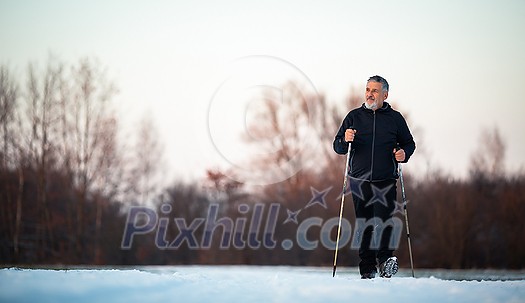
1, 1, 524, 302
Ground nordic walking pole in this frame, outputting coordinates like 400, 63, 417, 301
333, 134, 352, 277
398, 164, 415, 278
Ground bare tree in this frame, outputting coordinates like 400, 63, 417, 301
127, 113, 165, 205
0, 65, 24, 259
469, 127, 506, 180
24, 58, 65, 259
1, 56, 159, 264
242, 81, 327, 188
25, 56, 121, 261
62, 57, 118, 261
0, 66, 18, 167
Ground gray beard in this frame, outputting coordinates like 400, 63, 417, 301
365, 101, 378, 110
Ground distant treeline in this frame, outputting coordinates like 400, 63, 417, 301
1, 58, 524, 268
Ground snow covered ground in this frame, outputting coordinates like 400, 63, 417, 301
1, 266, 524, 303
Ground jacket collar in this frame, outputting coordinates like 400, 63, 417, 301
361, 101, 391, 112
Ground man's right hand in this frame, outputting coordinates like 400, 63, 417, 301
344, 129, 356, 142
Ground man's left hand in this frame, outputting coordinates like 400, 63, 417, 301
393, 148, 406, 162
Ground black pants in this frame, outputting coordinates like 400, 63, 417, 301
350, 178, 397, 275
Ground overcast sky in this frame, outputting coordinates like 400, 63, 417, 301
1, 0, 524, 183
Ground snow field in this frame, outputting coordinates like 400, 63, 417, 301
0, 266, 524, 303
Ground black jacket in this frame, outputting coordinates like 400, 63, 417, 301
333, 102, 415, 181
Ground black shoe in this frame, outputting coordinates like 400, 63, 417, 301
378, 257, 399, 278
360, 272, 376, 279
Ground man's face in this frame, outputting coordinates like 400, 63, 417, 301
365, 81, 388, 110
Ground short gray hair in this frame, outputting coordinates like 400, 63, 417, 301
367, 75, 389, 92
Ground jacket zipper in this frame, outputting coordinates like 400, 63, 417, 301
370, 111, 376, 181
